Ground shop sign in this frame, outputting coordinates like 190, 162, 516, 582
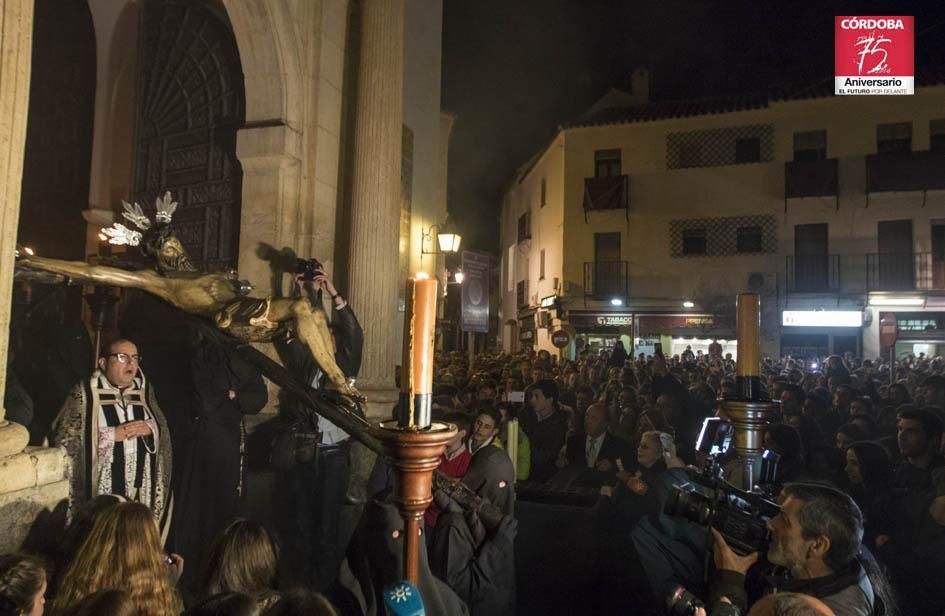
551, 330, 571, 348
519, 329, 535, 341
637, 315, 715, 334
568, 312, 633, 328
782, 310, 863, 328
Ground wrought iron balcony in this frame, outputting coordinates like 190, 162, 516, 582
786, 254, 840, 293
584, 261, 628, 299
784, 158, 838, 199
867, 252, 945, 291
866, 151, 945, 193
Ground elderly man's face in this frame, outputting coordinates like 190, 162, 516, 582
584, 404, 609, 438
98, 340, 140, 389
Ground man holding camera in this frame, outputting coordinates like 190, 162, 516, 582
275, 262, 364, 590
696, 483, 883, 616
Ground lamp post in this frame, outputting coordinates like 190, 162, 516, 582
421, 219, 463, 257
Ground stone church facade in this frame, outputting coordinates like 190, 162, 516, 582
0, 0, 452, 550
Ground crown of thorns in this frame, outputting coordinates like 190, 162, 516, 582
102, 191, 179, 246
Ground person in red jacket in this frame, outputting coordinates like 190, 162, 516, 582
425, 412, 472, 529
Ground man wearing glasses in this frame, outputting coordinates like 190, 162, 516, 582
52, 338, 173, 538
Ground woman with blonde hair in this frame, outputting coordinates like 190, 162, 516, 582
52, 501, 182, 616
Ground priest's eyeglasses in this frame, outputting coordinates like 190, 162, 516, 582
108, 353, 143, 364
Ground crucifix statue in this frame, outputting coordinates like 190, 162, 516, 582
16, 192, 355, 398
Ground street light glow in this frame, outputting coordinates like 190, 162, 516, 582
868, 297, 924, 307
454, 271, 465, 284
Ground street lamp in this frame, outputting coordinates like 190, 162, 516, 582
422, 219, 462, 254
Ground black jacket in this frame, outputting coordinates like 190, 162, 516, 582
276, 302, 363, 424
565, 431, 633, 486
463, 443, 515, 516
520, 406, 569, 482
278, 303, 364, 384
331, 500, 470, 616
708, 560, 877, 616
429, 511, 517, 616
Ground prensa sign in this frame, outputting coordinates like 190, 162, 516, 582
835, 16, 914, 95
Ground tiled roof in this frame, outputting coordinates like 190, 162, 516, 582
567, 66, 945, 129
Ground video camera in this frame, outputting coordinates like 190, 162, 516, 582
664, 417, 781, 556
296, 257, 324, 282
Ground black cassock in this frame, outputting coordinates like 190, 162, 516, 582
428, 508, 517, 616
331, 500, 470, 616
174, 338, 268, 574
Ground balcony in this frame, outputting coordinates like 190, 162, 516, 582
866, 151, 945, 193
786, 255, 840, 293
784, 158, 838, 199
582, 175, 629, 221
867, 252, 945, 291
584, 261, 628, 300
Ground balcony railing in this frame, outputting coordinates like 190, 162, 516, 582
785, 158, 839, 199
867, 252, 945, 291
584, 261, 628, 299
866, 151, 945, 193
582, 175, 629, 221
786, 254, 840, 292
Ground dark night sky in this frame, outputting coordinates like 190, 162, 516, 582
442, 1, 945, 254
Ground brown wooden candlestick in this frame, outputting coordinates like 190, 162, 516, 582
371, 420, 457, 584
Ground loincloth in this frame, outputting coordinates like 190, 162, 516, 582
214, 297, 287, 342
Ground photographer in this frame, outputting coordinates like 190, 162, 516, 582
274, 261, 364, 589
701, 483, 890, 616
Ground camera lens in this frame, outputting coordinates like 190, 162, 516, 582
665, 488, 713, 526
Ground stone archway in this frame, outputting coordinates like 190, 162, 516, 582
132, 0, 246, 272
220, 0, 307, 288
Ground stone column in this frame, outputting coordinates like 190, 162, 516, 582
346, 0, 404, 417
0, 0, 35, 457
0, 0, 72, 552
235, 122, 303, 290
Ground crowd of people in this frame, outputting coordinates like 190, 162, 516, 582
4, 296, 945, 615
428, 343, 945, 615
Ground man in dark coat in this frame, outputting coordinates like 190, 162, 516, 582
463, 408, 515, 516
429, 493, 517, 616
519, 379, 569, 482
174, 332, 267, 582
275, 267, 364, 590
332, 499, 470, 616
563, 402, 633, 487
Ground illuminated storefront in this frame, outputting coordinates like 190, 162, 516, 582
780, 310, 864, 358
635, 314, 737, 359
884, 312, 945, 358
567, 311, 633, 358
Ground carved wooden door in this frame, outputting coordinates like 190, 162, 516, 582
133, 0, 245, 272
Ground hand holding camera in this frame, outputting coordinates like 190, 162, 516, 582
710, 527, 758, 575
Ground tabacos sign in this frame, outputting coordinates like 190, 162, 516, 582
835, 16, 913, 95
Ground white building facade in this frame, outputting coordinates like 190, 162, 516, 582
499, 76, 945, 362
